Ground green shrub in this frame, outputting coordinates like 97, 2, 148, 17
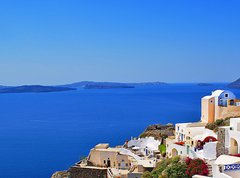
151, 159, 170, 178
142, 171, 152, 178
159, 144, 166, 154
171, 156, 180, 164
151, 156, 182, 178
164, 162, 188, 178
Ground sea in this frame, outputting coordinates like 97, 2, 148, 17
0, 83, 239, 178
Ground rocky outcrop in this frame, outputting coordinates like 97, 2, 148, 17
51, 166, 107, 178
139, 124, 175, 140
51, 171, 69, 178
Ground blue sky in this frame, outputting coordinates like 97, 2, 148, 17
0, 0, 239, 85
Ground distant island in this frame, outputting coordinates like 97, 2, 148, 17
0, 81, 167, 93
60, 81, 167, 89
0, 85, 76, 94
228, 78, 240, 89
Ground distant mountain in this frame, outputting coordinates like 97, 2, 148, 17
0, 85, 76, 93
60, 81, 167, 89
228, 78, 240, 88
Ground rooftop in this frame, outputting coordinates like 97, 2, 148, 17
215, 155, 240, 165
211, 90, 224, 97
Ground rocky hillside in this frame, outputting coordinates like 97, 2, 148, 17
228, 78, 240, 88
139, 124, 175, 140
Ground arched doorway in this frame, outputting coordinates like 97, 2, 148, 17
230, 138, 238, 155
172, 148, 178, 157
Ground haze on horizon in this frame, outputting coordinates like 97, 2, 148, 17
0, 0, 240, 86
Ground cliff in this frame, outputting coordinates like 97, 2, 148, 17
51, 166, 107, 178
139, 124, 175, 140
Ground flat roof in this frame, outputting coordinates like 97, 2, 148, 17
94, 143, 109, 149
202, 96, 214, 99
215, 155, 240, 165
176, 122, 206, 127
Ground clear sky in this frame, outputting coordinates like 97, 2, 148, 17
0, 0, 240, 85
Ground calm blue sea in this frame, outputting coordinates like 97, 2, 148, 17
0, 84, 239, 178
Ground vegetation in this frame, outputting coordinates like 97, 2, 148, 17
185, 158, 209, 177
206, 118, 230, 132
142, 157, 209, 178
159, 144, 166, 155
142, 156, 188, 178
164, 162, 188, 178
142, 171, 152, 178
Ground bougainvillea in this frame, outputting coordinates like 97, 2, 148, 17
185, 158, 209, 177
185, 157, 192, 165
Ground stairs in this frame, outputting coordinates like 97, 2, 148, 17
107, 168, 114, 178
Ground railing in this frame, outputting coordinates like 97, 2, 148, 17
107, 168, 114, 178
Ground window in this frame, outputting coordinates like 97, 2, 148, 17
225, 93, 229, 98
104, 160, 106, 164
118, 163, 120, 167
180, 151, 182, 154
126, 163, 128, 167
210, 100, 213, 103
178, 126, 179, 131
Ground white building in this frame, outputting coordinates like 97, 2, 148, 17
127, 137, 161, 157
201, 90, 240, 123
212, 155, 240, 178
218, 118, 240, 156
166, 122, 217, 160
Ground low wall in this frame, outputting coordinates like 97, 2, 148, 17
51, 166, 108, 178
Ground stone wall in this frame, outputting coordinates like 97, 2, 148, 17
217, 106, 240, 120
216, 128, 229, 157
